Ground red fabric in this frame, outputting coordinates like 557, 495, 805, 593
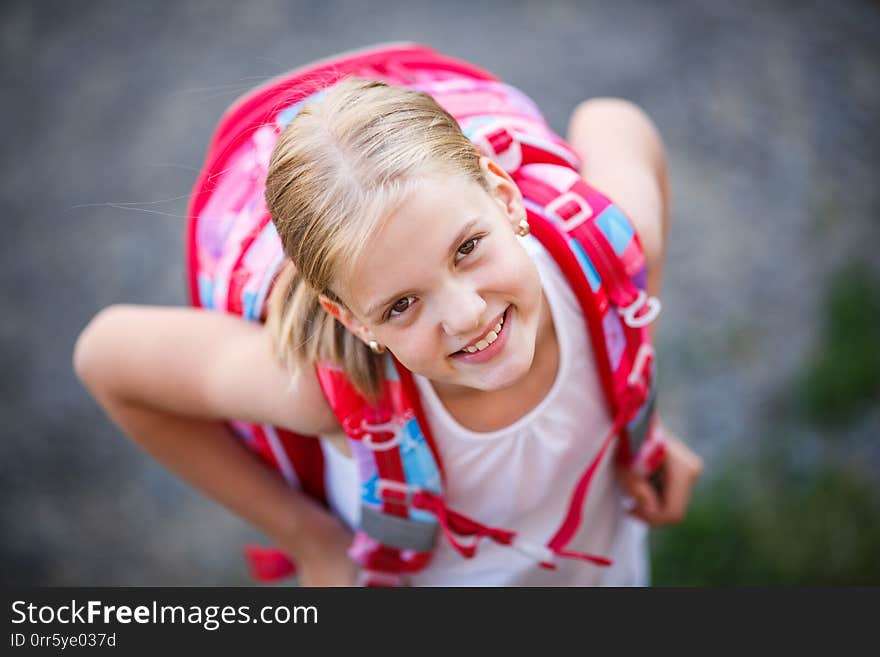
276, 428, 327, 505
353, 540, 407, 573
244, 545, 297, 582
412, 490, 515, 559
226, 214, 272, 315
249, 425, 281, 471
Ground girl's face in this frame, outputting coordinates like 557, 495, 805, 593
322, 158, 546, 397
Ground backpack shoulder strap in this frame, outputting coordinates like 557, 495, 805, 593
513, 163, 664, 474
313, 356, 444, 585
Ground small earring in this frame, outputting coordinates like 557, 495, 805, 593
516, 218, 530, 237
368, 340, 386, 355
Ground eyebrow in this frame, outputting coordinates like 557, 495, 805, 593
365, 218, 480, 320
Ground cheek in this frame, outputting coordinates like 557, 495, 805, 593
383, 326, 437, 370
488, 242, 540, 301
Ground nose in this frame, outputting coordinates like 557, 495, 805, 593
438, 282, 486, 338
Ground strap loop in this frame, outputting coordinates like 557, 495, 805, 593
627, 343, 655, 389
376, 478, 415, 504
618, 289, 662, 328
360, 418, 403, 451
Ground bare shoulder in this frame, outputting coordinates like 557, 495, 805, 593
565, 97, 669, 267
209, 315, 343, 436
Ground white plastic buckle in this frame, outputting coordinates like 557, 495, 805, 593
511, 537, 556, 565
376, 479, 416, 504
627, 343, 655, 388
474, 124, 522, 172
360, 418, 403, 451
545, 190, 593, 232
357, 569, 405, 587
619, 289, 662, 328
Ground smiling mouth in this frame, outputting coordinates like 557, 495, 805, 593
452, 306, 510, 355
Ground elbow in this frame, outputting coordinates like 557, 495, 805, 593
73, 304, 126, 394
571, 97, 667, 178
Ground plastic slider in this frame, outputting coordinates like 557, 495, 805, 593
545, 190, 593, 232
376, 479, 417, 505
474, 124, 523, 171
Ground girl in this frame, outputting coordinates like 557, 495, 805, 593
74, 45, 702, 586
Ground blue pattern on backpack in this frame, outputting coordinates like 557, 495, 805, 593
569, 239, 602, 292
242, 291, 258, 320
595, 205, 634, 256
400, 419, 442, 523
198, 275, 215, 310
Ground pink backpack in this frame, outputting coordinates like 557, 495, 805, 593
186, 42, 665, 585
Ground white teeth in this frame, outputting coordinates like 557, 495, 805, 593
462, 312, 506, 353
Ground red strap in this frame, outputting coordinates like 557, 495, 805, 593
554, 549, 612, 567
413, 491, 515, 558
579, 220, 642, 309
412, 491, 612, 567
393, 356, 447, 483
275, 428, 328, 505
547, 399, 637, 554
528, 213, 618, 418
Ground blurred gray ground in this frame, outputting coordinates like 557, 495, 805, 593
1, 1, 878, 584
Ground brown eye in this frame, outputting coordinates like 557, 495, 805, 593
387, 295, 415, 319
456, 236, 481, 261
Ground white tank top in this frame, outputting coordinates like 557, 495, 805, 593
321, 233, 648, 586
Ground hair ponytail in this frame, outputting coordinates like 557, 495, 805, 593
266, 259, 384, 403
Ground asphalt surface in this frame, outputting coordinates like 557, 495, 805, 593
1, 0, 878, 584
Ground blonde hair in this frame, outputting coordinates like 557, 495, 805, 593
265, 77, 488, 402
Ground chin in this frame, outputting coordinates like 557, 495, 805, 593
474, 342, 535, 392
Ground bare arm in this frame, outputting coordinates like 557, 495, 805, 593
73, 304, 339, 433
73, 305, 356, 585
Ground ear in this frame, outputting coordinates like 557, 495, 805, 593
318, 293, 375, 346
479, 156, 526, 229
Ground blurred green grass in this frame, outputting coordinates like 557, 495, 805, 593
651, 456, 880, 585
796, 262, 880, 425
651, 262, 880, 585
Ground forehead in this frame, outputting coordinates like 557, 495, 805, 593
342, 176, 492, 317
